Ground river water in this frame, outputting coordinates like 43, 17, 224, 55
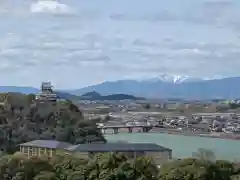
105, 133, 240, 161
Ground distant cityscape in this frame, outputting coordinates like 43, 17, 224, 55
80, 98, 240, 139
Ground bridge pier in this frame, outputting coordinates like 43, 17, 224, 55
101, 128, 106, 134
128, 127, 133, 133
143, 127, 153, 132
113, 127, 119, 134
142, 127, 145, 132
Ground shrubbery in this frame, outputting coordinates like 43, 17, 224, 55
0, 152, 239, 180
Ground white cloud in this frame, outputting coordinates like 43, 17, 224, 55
0, 0, 239, 88
30, 1, 74, 14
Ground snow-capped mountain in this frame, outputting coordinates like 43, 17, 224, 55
3, 75, 240, 100
158, 74, 189, 83
71, 76, 240, 99
146, 74, 204, 84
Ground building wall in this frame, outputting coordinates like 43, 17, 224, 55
19, 145, 172, 165
55, 149, 69, 156
145, 151, 172, 165
71, 151, 146, 159
20, 146, 54, 158
74, 151, 145, 159
74, 150, 170, 163
72, 152, 90, 159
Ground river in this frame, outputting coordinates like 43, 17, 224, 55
105, 133, 240, 161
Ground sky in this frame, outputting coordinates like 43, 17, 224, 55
0, 0, 240, 89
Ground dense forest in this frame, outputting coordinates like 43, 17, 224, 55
0, 150, 239, 180
0, 93, 105, 153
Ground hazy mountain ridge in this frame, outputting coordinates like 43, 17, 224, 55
71, 77, 240, 99
146, 74, 204, 84
0, 86, 39, 94
0, 87, 140, 101
1, 76, 240, 99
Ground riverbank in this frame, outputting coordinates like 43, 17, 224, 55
103, 127, 240, 140
105, 133, 240, 161
150, 128, 240, 140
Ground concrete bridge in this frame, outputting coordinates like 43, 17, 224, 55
98, 124, 159, 134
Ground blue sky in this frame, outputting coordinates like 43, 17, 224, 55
0, 0, 240, 88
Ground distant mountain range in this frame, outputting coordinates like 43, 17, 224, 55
55, 91, 81, 101
69, 76, 240, 100
0, 86, 39, 94
0, 87, 141, 101
1, 76, 240, 100
145, 74, 204, 84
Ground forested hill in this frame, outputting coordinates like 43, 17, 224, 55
43, 91, 144, 101
0, 93, 105, 153
81, 91, 144, 100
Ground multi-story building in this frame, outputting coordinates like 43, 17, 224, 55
19, 140, 172, 165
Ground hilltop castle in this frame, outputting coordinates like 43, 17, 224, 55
35, 82, 57, 104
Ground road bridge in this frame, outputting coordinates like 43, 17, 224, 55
98, 124, 160, 134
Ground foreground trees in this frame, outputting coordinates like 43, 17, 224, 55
0, 152, 239, 180
0, 93, 105, 153
160, 158, 236, 180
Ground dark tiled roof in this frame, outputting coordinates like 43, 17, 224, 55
20, 140, 72, 149
66, 143, 172, 152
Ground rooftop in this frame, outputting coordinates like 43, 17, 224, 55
20, 140, 72, 149
65, 143, 172, 152
19, 140, 172, 153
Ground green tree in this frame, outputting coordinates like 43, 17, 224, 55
127, 157, 159, 180
0, 149, 239, 180
159, 157, 238, 180
27, 94, 36, 104
34, 172, 57, 180
192, 148, 216, 162
0, 93, 106, 153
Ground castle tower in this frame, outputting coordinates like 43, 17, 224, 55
35, 82, 57, 104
